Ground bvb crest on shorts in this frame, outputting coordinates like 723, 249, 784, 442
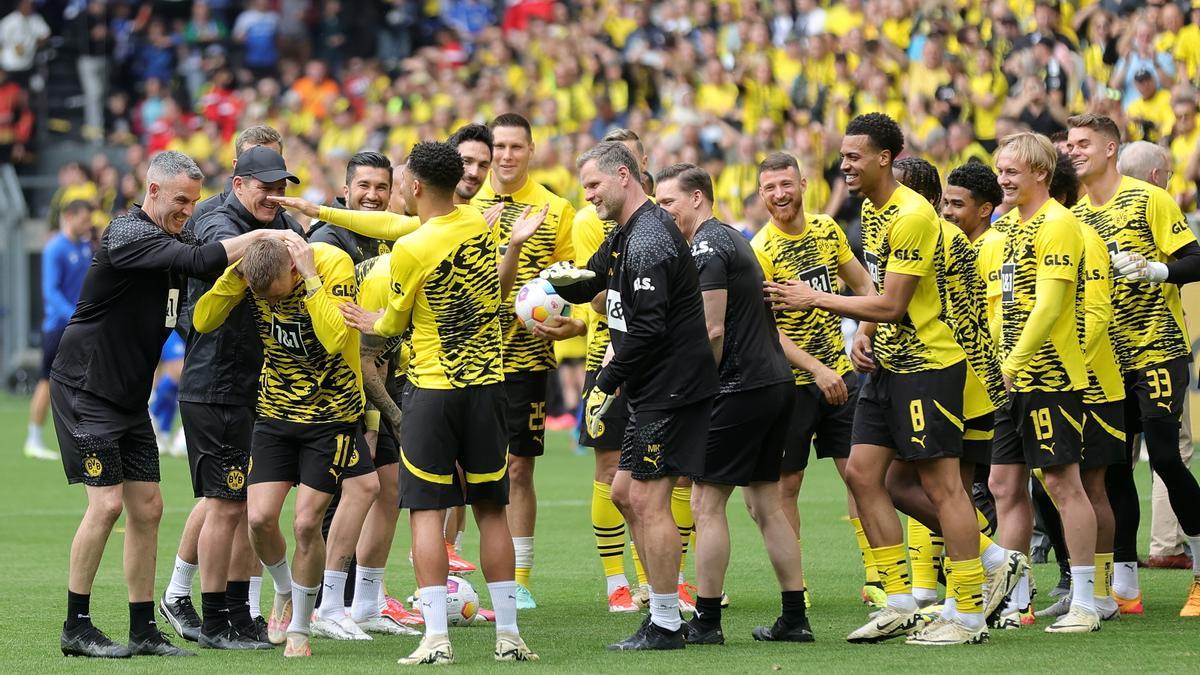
84, 457, 103, 478
226, 469, 246, 490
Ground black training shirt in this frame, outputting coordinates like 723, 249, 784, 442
690, 218, 792, 394
556, 199, 717, 411
51, 206, 229, 411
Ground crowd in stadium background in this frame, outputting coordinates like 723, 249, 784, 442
4, 0, 1199, 236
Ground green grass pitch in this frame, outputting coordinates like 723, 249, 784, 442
0, 393, 1197, 672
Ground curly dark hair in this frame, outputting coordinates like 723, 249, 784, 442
845, 112, 905, 161
406, 141, 464, 196
893, 157, 942, 209
946, 161, 1003, 210
1049, 150, 1080, 208
448, 123, 494, 154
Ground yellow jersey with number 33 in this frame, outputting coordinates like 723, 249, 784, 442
1070, 176, 1195, 371
859, 183, 964, 373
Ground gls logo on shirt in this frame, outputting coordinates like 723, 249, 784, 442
633, 277, 656, 292
606, 290, 627, 332
691, 240, 713, 257
1043, 254, 1072, 266
271, 317, 310, 357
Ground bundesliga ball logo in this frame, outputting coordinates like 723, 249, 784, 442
515, 278, 569, 333
446, 575, 479, 627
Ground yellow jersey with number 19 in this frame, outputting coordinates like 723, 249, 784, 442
373, 205, 504, 390
472, 177, 577, 374
859, 183, 964, 373
999, 199, 1087, 393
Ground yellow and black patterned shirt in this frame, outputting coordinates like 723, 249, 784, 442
750, 214, 854, 384
941, 220, 1007, 418
473, 177, 576, 374
372, 205, 504, 390
574, 204, 616, 373
974, 225, 1007, 343
999, 199, 1087, 393
356, 253, 411, 378
860, 184, 965, 373
194, 243, 363, 423
1081, 224, 1125, 404
1071, 176, 1195, 372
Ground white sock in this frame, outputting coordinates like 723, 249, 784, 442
165, 556, 198, 601
264, 557, 292, 597
1187, 535, 1200, 575
27, 423, 43, 446
417, 585, 449, 636
956, 608, 983, 629
606, 573, 630, 596
454, 531, 464, 554
649, 591, 682, 631
248, 576, 263, 619
376, 574, 389, 614
1069, 566, 1096, 613
886, 592, 918, 612
980, 543, 1006, 571
351, 566, 385, 621
941, 596, 958, 621
317, 570, 347, 619
1113, 562, 1139, 598
912, 587, 938, 605
488, 580, 519, 634
513, 537, 534, 576
1005, 572, 1031, 611
287, 582, 319, 634
677, 571, 685, 585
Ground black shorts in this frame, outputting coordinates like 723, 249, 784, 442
991, 404, 1022, 465
1082, 400, 1126, 470
1123, 356, 1190, 430
41, 326, 66, 379
963, 412, 995, 466
1010, 390, 1084, 469
248, 418, 367, 494
578, 370, 630, 449
781, 373, 857, 472
851, 362, 966, 462
50, 379, 160, 487
620, 397, 712, 481
180, 402, 253, 500
398, 383, 509, 510
503, 371, 548, 457
374, 426, 400, 468
697, 383, 792, 486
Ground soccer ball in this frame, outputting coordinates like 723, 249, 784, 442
515, 278, 570, 332
446, 575, 479, 627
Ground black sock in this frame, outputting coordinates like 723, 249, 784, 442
201, 591, 229, 635
694, 596, 722, 626
781, 590, 806, 624
129, 601, 158, 639
66, 591, 91, 630
225, 581, 252, 631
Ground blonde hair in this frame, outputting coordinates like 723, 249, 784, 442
240, 239, 291, 296
996, 132, 1057, 183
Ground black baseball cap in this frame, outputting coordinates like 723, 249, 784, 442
234, 146, 299, 184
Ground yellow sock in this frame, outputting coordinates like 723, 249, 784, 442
631, 541, 648, 588
852, 518, 880, 584
515, 568, 531, 588
947, 556, 986, 614
591, 481, 627, 579
976, 508, 995, 538
671, 486, 693, 577
1095, 552, 1114, 598
907, 518, 940, 593
871, 543, 911, 596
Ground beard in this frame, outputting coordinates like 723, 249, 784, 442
595, 191, 624, 222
